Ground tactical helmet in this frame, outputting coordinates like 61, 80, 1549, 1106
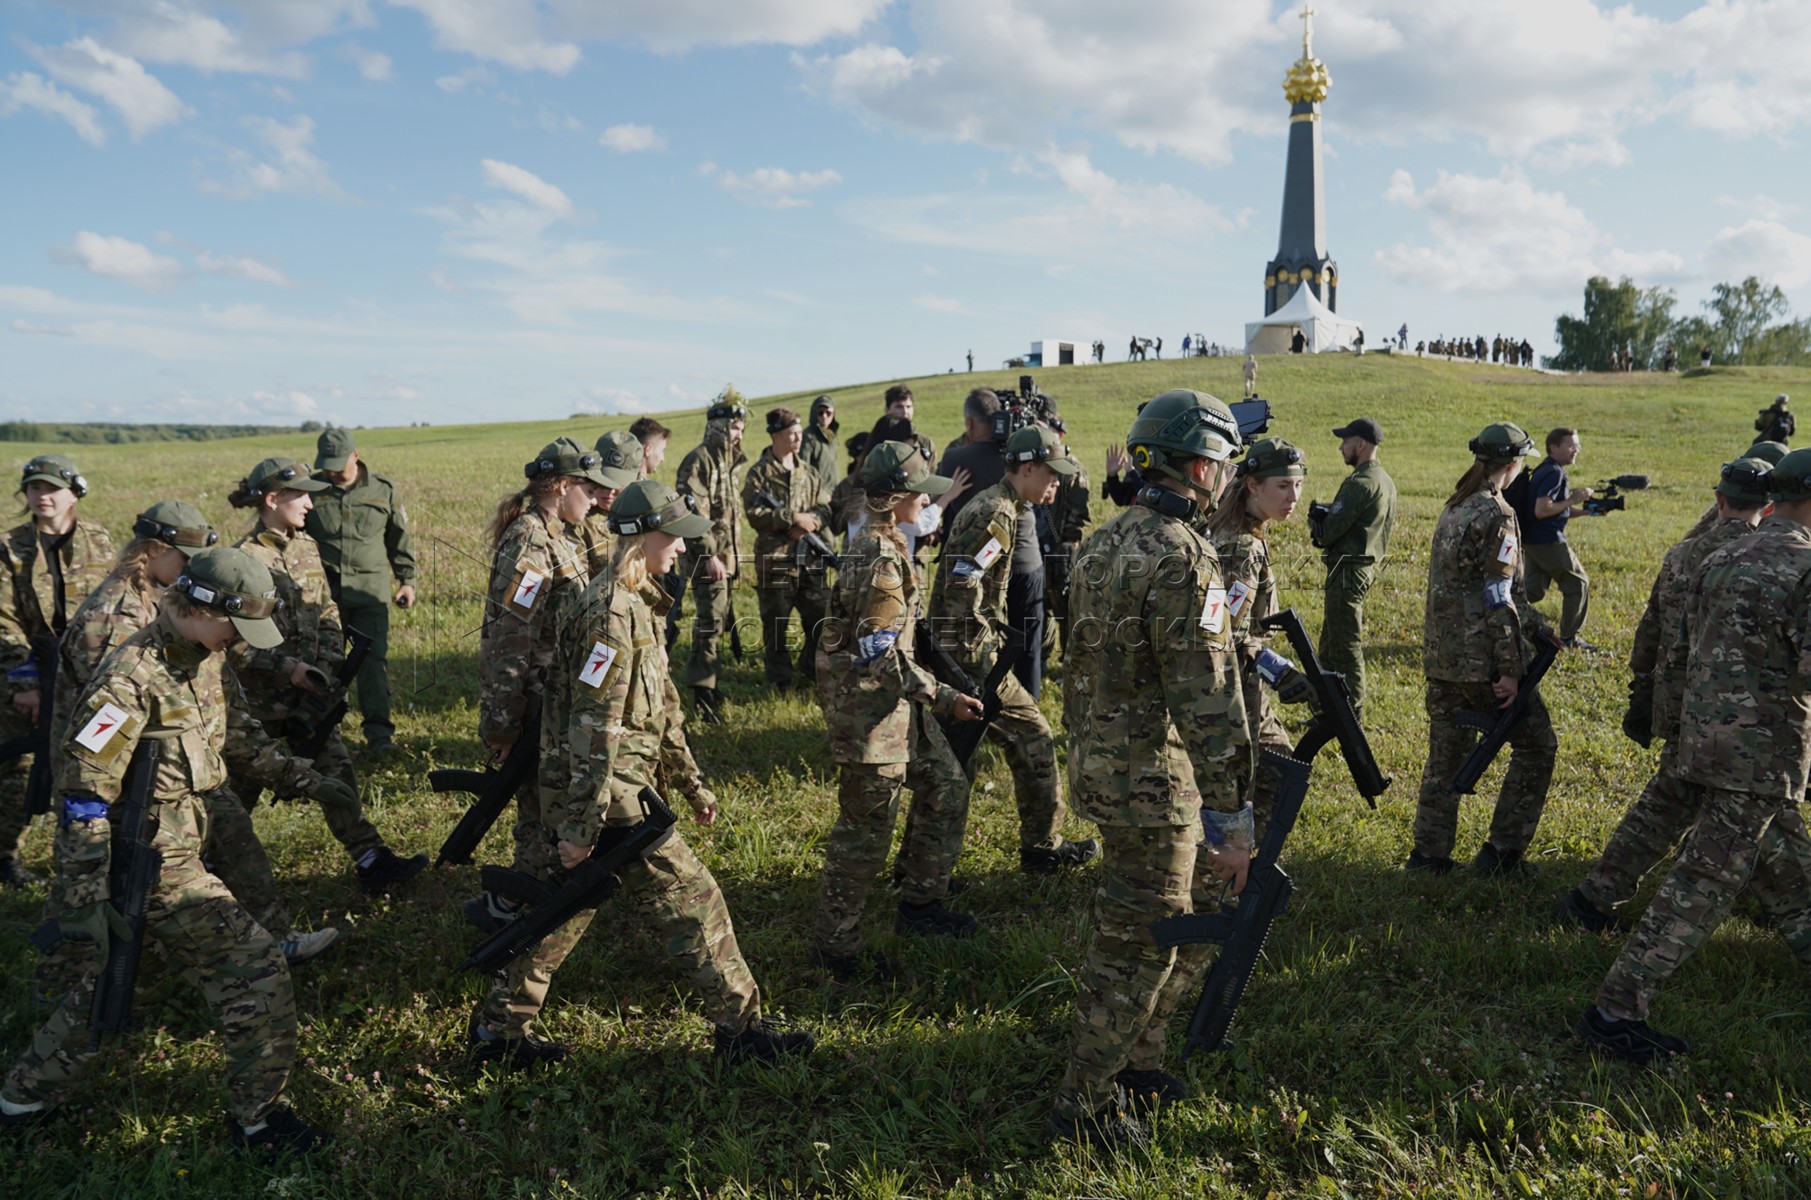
861, 440, 951, 495
1238, 437, 1307, 480
20, 453, 87, 498
1125, 390, 1241, 481
134, 499, 218, 557
525, 437, 614, 487
606, 480, 712, 538
1768, 447, 1811, 502
1468, 422, 1535, 463
177, 547, 284, 648
591, 430, 643, 489
1747, 439, 1789, 466
1717, 457, 1772, 506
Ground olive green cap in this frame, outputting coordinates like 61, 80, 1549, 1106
179, 546, 284, 649
1003, 425, 1079, 477
247, 457, 329, 495
607, 480, 711, 538
1746, 439, 1789, 466
1241, 437, 1307, 479
19, 453, 84, 495
1769, 448, 1811, 501
591, 430, 643, 489
314, 426, 356, 471
525, 437, 613, 487
1716, 457, 1772, 505
1469, 422, 1534, 463
861, 440, 951, 495
134, 499, 218, 557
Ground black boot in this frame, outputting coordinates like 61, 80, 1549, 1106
1471, 843, 1524, 875
1574, 1006, 1689, 1062
1047, 1089, 1150, 1150
895, 899, 979, 939
806, 946, 898, 983
714, 1018, 816, 1063
356, 846, 428, 895
229, 1106, 331, 1156
1021, 838, 1101, 876
1114, 1068, 1191, 1113
468, 1023, 569, 1071
1404, 849, 1455, 875
1560, 887, 1625, 933
692, 686, 726, 725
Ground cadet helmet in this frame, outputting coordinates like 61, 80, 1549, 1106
606, 480, 712, 538
524, 437, 614, 487
177, 547, 284, 648
1747, 439, 1789, 466
1716, 457, 1772, 506
1768, 448, 1811, 502
1468, 422, 1535, 463
1125, 390, 1242, 482
591, 430, 643, 489
19, 454, 86, 497
314, 426, 356, 472
1238, 436, 1307, 479
861, 440, 951, 495
246, 457, 329, 496
1002, 425, 1079, 477
134, 499, 218, 557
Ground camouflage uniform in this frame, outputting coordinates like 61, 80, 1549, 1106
813, 512, 971, 956
1597, 513, 1811, 1019
1311, 460, 1394, 712
675, 422, 747, 690
1054, 497, 1251, 1122
475, 564, 761, 1040
929, 480, 1065, 853
1045, 462, 1091, 655
2, 611, 298, 1126
742, 448, 832, 690
1212, 520, 1295, 837
576, 512, 614, 577
0, 515, 114, 862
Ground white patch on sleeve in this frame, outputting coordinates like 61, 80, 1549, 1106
973, 537, 1004, 570
76, 703, 129, 753
577, 641, 618, 689
1199, 585, 1227, 634
511, 568, 546, 611
1496, 533, 1517, 565
1226, 579, 1253, 619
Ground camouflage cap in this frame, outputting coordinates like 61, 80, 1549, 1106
861, 440, 951, 495
525, 436, 614, 487
591, 430, 643, 489
1716, 457, 1772, 505
1747, 439, 1789, 466
314, 426, 356, 471
607, 480, 711, 538
19, 453, 86, 496
1241, 436, 1307, 479
1003, 425, 1079, 477
1468, 422, 1535, 463
179, 546, 284, 648
1769, 448, 1811, 502
134, 499, 219, 557
247, 456, 329, 495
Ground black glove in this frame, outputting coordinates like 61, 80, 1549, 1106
1255, 649, 1313, 705
1621, 684, 1654, 748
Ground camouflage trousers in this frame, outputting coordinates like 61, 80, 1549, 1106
1524, 541, 1591, 642
1578, 741, 1695, 915
1319, 561, 1376, 714
0, 702, 32, 861
229, 727, 380, 860
1597, 785, 1811, 1020
755, 576, 827, 691
684, 576, 734, 690
1413, 678, 1556, 858
4, 846, 296, 1125
478, 829, 761, 1039
1055, 816, 1226, 1120
956, 664, 1064, 853
816, 715, 970, 957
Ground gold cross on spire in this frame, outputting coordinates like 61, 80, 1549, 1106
1300, 3, 1316, 58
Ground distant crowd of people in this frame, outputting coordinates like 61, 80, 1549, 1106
1415, 334, 1536, 367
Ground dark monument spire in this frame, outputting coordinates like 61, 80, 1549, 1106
1264, 5, 1337, 315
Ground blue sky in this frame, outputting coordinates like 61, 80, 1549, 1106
2, 0, 1808, 427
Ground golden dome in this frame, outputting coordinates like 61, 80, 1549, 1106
1283, 4, 1330, 105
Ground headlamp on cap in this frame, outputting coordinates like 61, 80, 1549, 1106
177, 574, 282, 619
1006, 441, 1070, 467
1469, 425, 1535, 462
245, 464, 306, 497
766, 412, 800, 434
134, 514, 219, 549
1237, 442, 1305, 478
708, 402, 749, 423
607, 492, 699, 536
21, 458, 87, 498
525, 450, 601, 480
1720, 459, 1771, 491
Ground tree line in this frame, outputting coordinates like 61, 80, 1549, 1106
0, 420, 325, 445
1549, 275, 1811, 372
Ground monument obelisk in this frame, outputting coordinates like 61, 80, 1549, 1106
1264, 5, 1338, 315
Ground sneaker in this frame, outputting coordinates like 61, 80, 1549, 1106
468, 1024, 568, 1071
279, 927, 340, 966
1574, 1006, 1689, 1062
1471, 843, 1524, 875
1021, 838, 1102, 876
1404, 849, 1455, 875
692, 686, 726, 726
895, 899, 979, 939
462, 891, 521, 936
0, 1097, 54, 1130
0, 856, 43, 889
806, 946, 898, 983
1114, 1068, 1191, 1113
229, 1106, 330, 1156
714, 1017, 816, 1064
1047, 1091, 1150, 1150
356, 846, 428, 895
1560, 888, 1626, 934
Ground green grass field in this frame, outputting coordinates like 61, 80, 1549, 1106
4, 353, 1810, 1198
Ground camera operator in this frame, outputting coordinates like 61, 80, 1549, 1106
1757, 394, 1794, 445
1522, 427, 1597, 652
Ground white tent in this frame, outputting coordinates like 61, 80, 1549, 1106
1243, 284, 1364, 355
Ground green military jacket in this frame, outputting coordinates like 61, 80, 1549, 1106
1422, 485, 1547, 684
479, 508, 588, 745
0, 515, 114, 670
930, 480, 1020, 666
229, 525, 345, 722
544, 567, 713, 847
1636, 516, 1755, 741
742, 449, 831, 589
304, 462, 417, 607
1064, 500, 1250, 827
1313, 460, 1395, 566
674, 424, 746, 581
801, 423, 840, 491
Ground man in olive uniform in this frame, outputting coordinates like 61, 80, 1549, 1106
1042, 414, 1090, 659
800, 396, 841, 490
743, 407, 833, 692
674, 392, 749, 723
1309, 418, 1395, 713
306, 427, 418, 756
1050, 390, 1253, 1148
1577, 449, 1811, 1061
931, 425, 1097, 874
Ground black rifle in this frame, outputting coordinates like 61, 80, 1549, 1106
918, 627, 1026, 768
0, 634, 61, 816
288, 627, 374, 759
1149, 749, 1312, 1057
460, 787, 678, 976
1450, 636, 1560, 795
752, 490, 841, 571
726, 585, 745, 663
89, 738, 164, 1049
433, 708, 541, 867
1259, 609, 1391, 805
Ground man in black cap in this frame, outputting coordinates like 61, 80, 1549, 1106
1309, 418, 1396, 713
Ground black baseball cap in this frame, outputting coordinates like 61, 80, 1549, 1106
1332, 418, 1383, 445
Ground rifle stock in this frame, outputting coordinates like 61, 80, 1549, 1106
90, 738, 163, 1048
1259, 609, 1390, 805
20, 634, 59, 816
288, 626, 375, 759
922, 628, 1023, 768
433, 708, 541, 867
753, 490, 841, 571
1449, 637, 1560, 795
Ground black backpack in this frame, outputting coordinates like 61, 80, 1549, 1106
1503, 465, 1535, 524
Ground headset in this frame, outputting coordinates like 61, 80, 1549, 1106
21, 460, 87, 498
175, 574, 282, 619
608, 492, 699, 536
133, 513, 219, 549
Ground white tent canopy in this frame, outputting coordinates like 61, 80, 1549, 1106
1243, 284, 1364, 354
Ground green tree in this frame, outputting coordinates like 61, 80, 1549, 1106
1549, 276, 1677, 371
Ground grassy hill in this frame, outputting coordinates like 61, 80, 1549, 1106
3, 354, 1809, 1197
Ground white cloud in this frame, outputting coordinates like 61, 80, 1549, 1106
435, 64, 496, 93
388, 0, 582, 73
600, 123, 665, 152
207, 115, 343, 198
78, 0, 376, 78
0, 72, 106, 146
550, 0, 886, 53
480, 159, 575, 219
428, 269, 466, 293
55, 231, 186, 292
712, 166, 842, 209
1703, 220, 1811, 291
913, 294, 973, 315
28, 38, 190, 141
343, 42, 394, 81
581, 385, 650, 413
197, 252, 295, 287
1717, 194, 1800, 223
11, 320, 75, 337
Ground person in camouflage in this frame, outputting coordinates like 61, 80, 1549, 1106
1409, 423, 1557, 876
1683, 439, 1786, 539
810, 442, 985, 979
227, 457, 424, 895
742, 407, 833, 692
1564, 459, 1773, 932
573, 430, 644, 576
469, 480, 814, 1068
1578, 449, 1811, 1061
800, 395, 841, 491
1050, 390, 1253, 1149
0, 454, 114, 887
675, 391, 749, 724
0, 548, 330, 1153
1310, 419, 1395, 714
1207, 437, 1316, 838
466, 438, 629, 934
827, 432, 870, 545
1042, 414, 1091, 660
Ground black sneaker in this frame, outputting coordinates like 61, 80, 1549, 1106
1560, 888, 1626, 934
806, 946, 898, 983
229, 1106, 331, 1156
1574, 1006, 1689, 1062
1047, 1091, 1150, 1150
0, 856, 43, 889
468, 1026, 569, 1071
1404, 849, 1455, 875
1021, 838, 1102, 876
692, 686, 726, 726
895, 899, 979, 939
1471, 843, 1524, 875
356, 846, 428, 895
1114, 1068, 1191, 1113
462, 891, 521, 936
714, 1018, 816, 1064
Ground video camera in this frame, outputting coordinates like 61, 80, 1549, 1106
990, 375, 1060, 442
1582, 473, 1650, 516
1231, 395, 1272, 441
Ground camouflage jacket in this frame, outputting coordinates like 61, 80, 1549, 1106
543, 568, 713, 846
674, 424, 746, 580
575, 512, 613, 578
1676, 515, 1811, 798
479, 508, 589, 745
1211, 523, 1281, 729
229, 525, 345, 722
929, 481, 1020, 666
303, 462, 417, 607
1051, 464, 1092, 546
1636, 516, 1755, 740
1422, 485, 1547, 683
742, 449, 832, 589
1313, 461, 1396, 566
1065, 500, 1251, 827
817, 516, 957, 765
0, 516, 114, 669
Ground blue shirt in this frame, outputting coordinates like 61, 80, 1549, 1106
1523, 457, 1571, 545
